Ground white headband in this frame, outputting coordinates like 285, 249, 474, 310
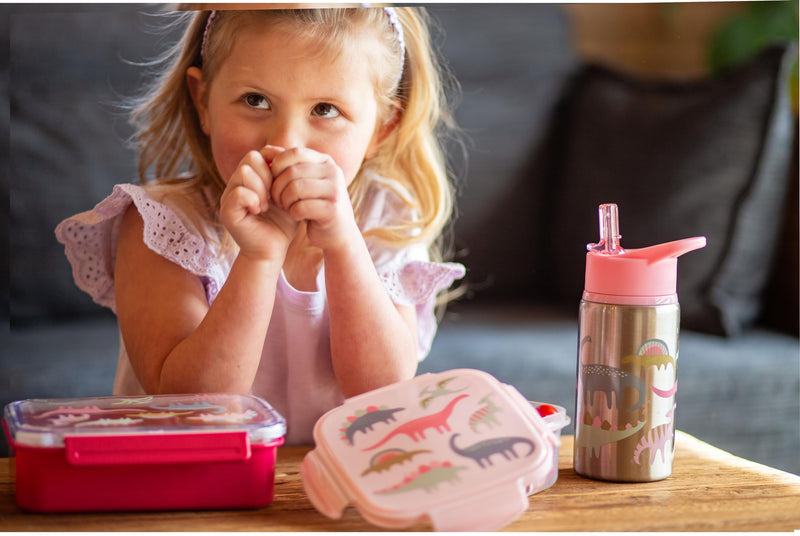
382, 7, 405, 80
200, 8, 405, 82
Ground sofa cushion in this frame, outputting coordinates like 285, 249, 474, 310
429, 4, 577, 300
8, 6, 182, 322
536, 45, 796, 336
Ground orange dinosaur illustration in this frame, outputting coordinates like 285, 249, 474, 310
362, 394, 469, 451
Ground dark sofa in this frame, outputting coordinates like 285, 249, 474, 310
3, 4, 798, 476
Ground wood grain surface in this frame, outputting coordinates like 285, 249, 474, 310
2, 431, 799, 531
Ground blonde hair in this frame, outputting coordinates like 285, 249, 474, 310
131, 7, 458, 259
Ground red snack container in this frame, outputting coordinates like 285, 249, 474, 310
2, 393, 286, 512
301, 369, 567, 531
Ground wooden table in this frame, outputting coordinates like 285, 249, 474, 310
2, 431, 799, 531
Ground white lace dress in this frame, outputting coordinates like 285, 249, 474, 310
55, 173, 465, 444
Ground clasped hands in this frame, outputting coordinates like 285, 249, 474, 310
219, 145, 357, 261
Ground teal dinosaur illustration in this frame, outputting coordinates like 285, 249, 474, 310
468, 394, 503, 433
419, 377, 467, 409
576, 420, 646, 457
361, 448, 432, 476
375, 461, 467, 495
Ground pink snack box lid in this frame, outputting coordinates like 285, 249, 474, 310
301, 368, 564, 531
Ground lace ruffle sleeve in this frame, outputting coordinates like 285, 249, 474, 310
374, 247, 465, 361
54, 183, 227, 312
360, 173, 466, 360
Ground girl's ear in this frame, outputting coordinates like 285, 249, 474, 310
186, 66, 210, 135
366, 100, 402, 159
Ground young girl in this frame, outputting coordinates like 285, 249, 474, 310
55, 7, 464, 443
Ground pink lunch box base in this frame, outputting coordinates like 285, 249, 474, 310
10, 437, 284, 513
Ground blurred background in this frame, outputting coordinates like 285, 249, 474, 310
1, 3, 798, 474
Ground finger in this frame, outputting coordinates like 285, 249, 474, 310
238, 165, 271, 214
287, 198, 335, 224
268, 146, 329, 178
233, 151, 272, 211
221, 168, 266, 217
259, 145, 286, 170
275, 171, 337, 212
271, 156, 342, 211
220, 184, 264, 229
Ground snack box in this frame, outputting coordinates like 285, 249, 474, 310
301, 369, 569, 531
2, 393, 286, 512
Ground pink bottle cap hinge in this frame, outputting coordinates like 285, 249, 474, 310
584, 203, 706, 305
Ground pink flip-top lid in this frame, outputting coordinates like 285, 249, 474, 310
584, 204, 706, 304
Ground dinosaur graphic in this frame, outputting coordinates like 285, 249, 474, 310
576, 420, 646, 457
149, 401, 228, 414
633, 404, 676, 465
651, 379, 677, 398
47, 414, 91, 426
419, 377, 466, 409
581, 335, 592, 349
361, 448, 432, 476
128, 411, 192, 419
581, 364, 646, 412
621, 339, 675, 370
36, 406, 147, 419
74, 417, 144, 427
375, 461, 467, 495
620, 354, 675, 370
449, 433, 535, 469
637, 338, 670, 356
187, 410, 259, 424
112, 396, 154, 405
363, 394, 469, 451
468, 394, 503, 433
339, 406, 405, 445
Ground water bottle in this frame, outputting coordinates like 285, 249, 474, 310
574, 203, 706, 482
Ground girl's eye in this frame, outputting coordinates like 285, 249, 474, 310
244, 94, 270, 110
312, 103, 340, 118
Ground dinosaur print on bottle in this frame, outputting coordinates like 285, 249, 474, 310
633, 404, 675, 465
449, 433, 536, 469
620, 339, 675, 371
576, 420, 646, 458
581, 364, 646, 412
362, 394, 469, 451
576, 333, 679, 478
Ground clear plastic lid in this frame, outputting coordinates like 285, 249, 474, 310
529, 401, 571, 435
4, 393, 286, 448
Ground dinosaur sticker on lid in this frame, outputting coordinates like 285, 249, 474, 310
301, 369, 569, 531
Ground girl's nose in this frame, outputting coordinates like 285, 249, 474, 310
267, 116, 305, 150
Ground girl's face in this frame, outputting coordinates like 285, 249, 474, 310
188, 21, 391, 186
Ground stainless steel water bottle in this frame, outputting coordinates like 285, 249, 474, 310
574, 204, 706, 482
